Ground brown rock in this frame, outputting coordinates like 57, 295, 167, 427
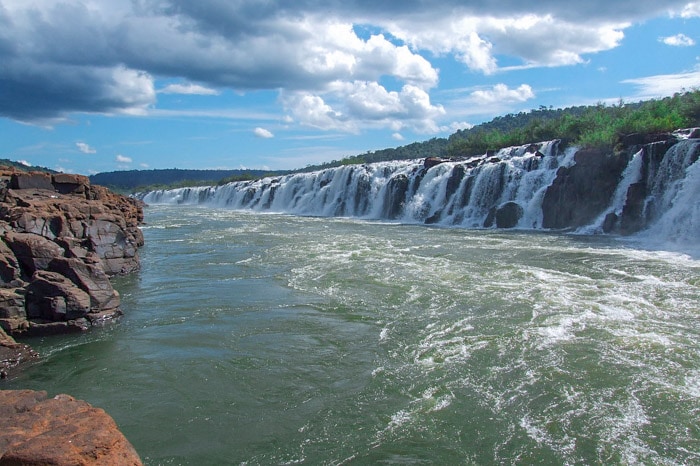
48, 257, 120, 311
9, 173, 54, 191
0, 240, 21, 284
0, 167, 143, 336
0, 389, 143, 465
25, 271, 91, 321
4, 231, 65, 278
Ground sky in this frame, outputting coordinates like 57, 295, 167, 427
1, 1, 700, 175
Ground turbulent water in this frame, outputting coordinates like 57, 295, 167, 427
140, 137, 700, 250
5, 206, 700, 465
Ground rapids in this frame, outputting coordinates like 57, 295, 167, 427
5, 206, 700, 464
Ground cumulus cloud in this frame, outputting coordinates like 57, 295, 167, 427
660, 34, 696, 46
76, 142, 96, 154
679, 2, 700, 18
254, 127, 275, 138
282, 81, 446, 133
469, 84, 535, 105
392, 133, 404, 141
115, 154, 132, 163
0, 0, 691, 129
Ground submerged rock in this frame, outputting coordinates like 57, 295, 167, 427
0, 389, 143, 465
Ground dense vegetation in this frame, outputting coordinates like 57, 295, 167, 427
447, 90, 700, 157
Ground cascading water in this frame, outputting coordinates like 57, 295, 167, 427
142, 140, 572, 228
141, 134, 700, 249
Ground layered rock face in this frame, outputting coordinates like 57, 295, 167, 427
0, 389, 143, 465
0, 168, 144, 336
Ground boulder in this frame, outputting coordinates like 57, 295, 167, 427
25, 271, 91, 322
424, 157, 447, 169
48, 257, 120, 311
0, 390, 143, 465
495, 202, 524, 228
0, 240, 21, 284
9, 173, 54, 191
4, 231, 66, 277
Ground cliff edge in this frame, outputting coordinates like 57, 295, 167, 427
0, 168, 144, 338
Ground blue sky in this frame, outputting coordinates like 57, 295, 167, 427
1, 1, 699, 175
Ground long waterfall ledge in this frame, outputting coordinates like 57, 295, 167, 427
140, 130, 700, 253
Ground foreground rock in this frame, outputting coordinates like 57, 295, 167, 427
0, 168, 144, 338
0, 389, 143, 465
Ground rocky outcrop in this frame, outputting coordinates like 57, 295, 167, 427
0, 389, 143, 465
0, 168, 144, 337
541, 148, 630, 230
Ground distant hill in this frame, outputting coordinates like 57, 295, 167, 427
89, 168, 281, 192
0, 159, 57, 173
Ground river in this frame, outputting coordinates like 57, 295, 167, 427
6, 205, 700, 465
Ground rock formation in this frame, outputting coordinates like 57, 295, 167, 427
0, 168, 144, 337
0, 389, 143, 465
0, 327, 37, 379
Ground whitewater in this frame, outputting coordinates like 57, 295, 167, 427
141, 137, 700, 255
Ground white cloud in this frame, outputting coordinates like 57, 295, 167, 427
441, 121, 474, 132
622, 69, 700, 98
0, 0, 691, 131
254, 127, 275, 138
283, 81, 446, 133
469, 84, 535, 104
115, 154, 133, 163
17, 160, 31, 167
679, 2, 700, 18
392, 132, 404, 141
76, 142, 96, 154
159, 83, 220, 95
660, 34, 696, 46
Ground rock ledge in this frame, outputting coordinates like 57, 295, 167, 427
0, 389, 143, 465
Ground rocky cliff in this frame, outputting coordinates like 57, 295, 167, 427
0, 168, 144, 338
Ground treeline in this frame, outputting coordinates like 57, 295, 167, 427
446, 90, 700, 157
0, 159, 57, 173
89, 168, 282, 192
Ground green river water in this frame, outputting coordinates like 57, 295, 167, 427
5, 205, 700, 465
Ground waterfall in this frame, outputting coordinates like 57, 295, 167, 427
140, 135, 700, 245
142, 140, 572, 228
633, 139, 700, 253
